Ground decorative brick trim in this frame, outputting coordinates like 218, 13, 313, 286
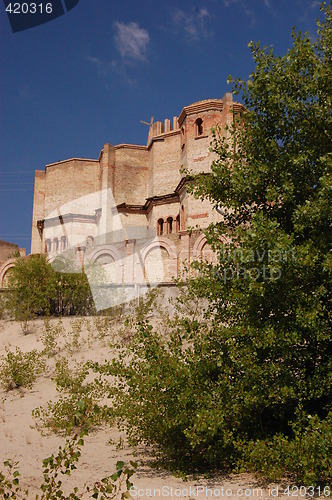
193, 155, 208, 162
190, 213, 208, 220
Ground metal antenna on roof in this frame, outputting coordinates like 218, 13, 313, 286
140, 116, 154, 127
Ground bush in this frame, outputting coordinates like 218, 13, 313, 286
33, 357, 112, 434
52, 271, 96, 316
7, 255, 55, 319
238, 413, 332, 486
7, 255, 95, 319
95, 287, 332, 485
0, 347, 45, 391
40, 317, 64, 357
0, 292, 9, 319
93, 285, 232, 470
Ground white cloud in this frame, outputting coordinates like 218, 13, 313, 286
86, 55, 114, 77
223, 0, 271, 5
221, 0, 259, 25
114, 22, 150, 61
86, 55, 103, 70
222, 0, 239, 6
222, 0, 271, 13
171, 7, 212, 40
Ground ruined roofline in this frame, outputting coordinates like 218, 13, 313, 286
114, 144, 147, 151
146, 95, 242, 145
46, 158, 99, 169
178, 98, 225, 125
0, 240, 19, 248
43, 97, 243, 169
147, 128, 181, 149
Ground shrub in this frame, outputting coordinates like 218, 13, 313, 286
7, 255, 55, 319
33, 357, 112, 434
52, 271, 96, 316
7, 255, 96, 319
237, 412, 332, 486
40, 317, 64, 357
0, 347, 45, 391
92, 288, 228, 470
0, 292, 8, 320
94, 291, 332, 485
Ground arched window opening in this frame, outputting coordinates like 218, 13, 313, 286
53, 238, 59, 252
45, 239, 51, 253
157, 218, 164, 236
2, 267, 15, 289
181, 126, 185, 147
95, 253, 114, 265
60, 236, 67, 251
181, 205, 186, 231
86, 235, 94, 247
176, 214, 180, 232
195, 118, 203, 136
167, 217, 173, 234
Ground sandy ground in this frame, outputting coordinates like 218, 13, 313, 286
0, 317, 291, 499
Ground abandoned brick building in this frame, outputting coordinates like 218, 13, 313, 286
0, 93, 244, 294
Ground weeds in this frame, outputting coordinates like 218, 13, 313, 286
41, 317, 64, 357
0, 347, 45, 391
33, 357, 112, 434
0, 405, 137, 499
64, 319, 86, 355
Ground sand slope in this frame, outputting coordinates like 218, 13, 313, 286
0, 318, 287, 499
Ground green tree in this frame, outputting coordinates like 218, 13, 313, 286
106, 4, 332, 484
8, 255, 95, 318
185, 0, 332, 477
8, 255, 56, 319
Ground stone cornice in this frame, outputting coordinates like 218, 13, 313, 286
115, 192, 180, 215
37, 209, 101, 232
233, 102, 246, 114
115, 203, 147, 215
144, 193, 179, 210
174, 176, 192, 195
116, 178, 196, 215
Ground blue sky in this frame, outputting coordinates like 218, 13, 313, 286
0, 0, 324, 252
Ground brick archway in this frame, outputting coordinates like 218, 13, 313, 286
192, 233, 219, 264
192, 234, 208, 260
0, 259, 17, 288
85, 245, 124, 284
141, 237, 178, 283
86, 245, 122, 265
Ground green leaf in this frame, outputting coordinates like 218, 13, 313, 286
116, 460, 124, 470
